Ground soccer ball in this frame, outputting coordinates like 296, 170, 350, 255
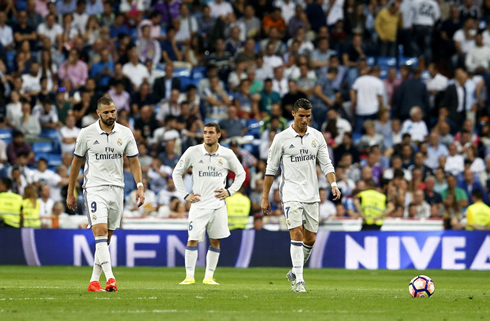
409, 275, 435, 298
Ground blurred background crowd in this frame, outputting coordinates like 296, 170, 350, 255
1, 0, 490, 230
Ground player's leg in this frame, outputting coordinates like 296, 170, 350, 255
289, 226, 305, 285
180, 207, 209, 285
302, 202, 320, 265
203, 206, 230, 285
302, 228, 316, 265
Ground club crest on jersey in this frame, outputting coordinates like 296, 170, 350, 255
92, 214, 97, 220
178, 160, 184, 167
117, 138, 123, 146
218, 158, 223, 165
311, 140, 317, 148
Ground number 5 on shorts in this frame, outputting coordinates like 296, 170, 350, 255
91, 202, 97, 213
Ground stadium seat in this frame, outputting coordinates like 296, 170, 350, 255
246, 119, 263, 139
191, 66, 207, 81
180, 76, 198, 91
32, 141, 53, 153
173, 68, 191, 78
366, 56, 376, 66
6, 51, 15, 71
39, 129, 61, 153
46, 154, 62, 167
377, 57, 397, 68
0, 128, 12, 141
34, 152, 50, 161
399, 57, 419, 67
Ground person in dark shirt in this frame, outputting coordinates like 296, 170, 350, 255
133, 105, 159, 141
282, 80, 307, 120
334, 132, 360, 164
131, 82, 155, 114
13, 10, 37, 50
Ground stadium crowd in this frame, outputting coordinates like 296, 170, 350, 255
0, 0, 490, 230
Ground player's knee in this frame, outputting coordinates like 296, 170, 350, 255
304, 235, 315, 246
209, 239, 220, 249
187, 240, 198, 247
290, 228, 303, 241
92, 225, 108, 237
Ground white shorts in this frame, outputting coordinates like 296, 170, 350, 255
84, 186, 124, 230
187, 205, 230, 242
283, 201, 320, 233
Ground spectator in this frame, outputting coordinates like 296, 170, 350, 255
161, 25, 184, 65
445, 143, 465, 176
412, 0, 440, 64
134, 105, 159, 141
426, 63, 448, 117
458, 168, 489, 205
159, 139, 180, 169
131, 82, 155, 114
59, 115, 80, 155
313, 67, 337, 128
0, 11, 13, 50
350, 66, 385, 134
319, 188, 337, 221
153, 64, 181, 104
393, 67, 429, 122
38, 183, 55, 217
13, 101, 41, 142
441, 174, 468, 209
453, 17, 476, 67
122, 47, 150, 92
37, 13, 63, 53
33, 98, 59, 129
465, 32, 490, 73
374, 0, 401, 57
58, 49, 89, 89
413, 190, 431, 219
401, 106, 429, 143
219, 106, 246, 139
257, 78, 280, 117
124, 178, 157, 217
108, 80, 131, 112
262, 7, 286, 38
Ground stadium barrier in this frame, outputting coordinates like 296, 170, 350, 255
1, 229, 489, 270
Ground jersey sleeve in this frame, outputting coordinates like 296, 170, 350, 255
226, 150, 246, 196
73, 129, 87, 158
172, 148, 193, 199
124, 130, 139, 158
265, 134, 283, 176
317, 132, 335, 176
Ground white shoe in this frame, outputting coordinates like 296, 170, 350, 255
286, 270, 296, 289
293, 281, 306, 293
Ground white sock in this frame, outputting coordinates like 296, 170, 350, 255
185, 246, 198, 279
204, 247, 220, 279
95, 236, 114, 281
90, 253, 102, 282
291, 241, 304, 282
303, 243, 313, 265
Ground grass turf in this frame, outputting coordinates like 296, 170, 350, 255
0, 266, 489, 321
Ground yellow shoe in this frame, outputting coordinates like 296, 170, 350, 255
179, 277, 195, 285
203, 277, 219, 285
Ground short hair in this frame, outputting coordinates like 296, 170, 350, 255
97, 96, 115, 109
472, 189, 483, 200
1, 177, 12, 190
327, 67, 338, 75
203, 122, 221, 133
293, 98, 312, 111
364, 178, 376, 188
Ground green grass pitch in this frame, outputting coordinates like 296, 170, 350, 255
0, 266, 489, 321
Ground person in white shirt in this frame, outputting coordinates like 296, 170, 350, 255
272, 66, 288, 97
411, 0, 440, 63
173, 122, 245, 286
263, 42, 284, 70
465, 32, 490, 73
319, 188, 337, 222
21, 62, 41, 95
0, 11, 13, 49
350, 66, 385, 134
261, 98, 341, 293
426, 63, 448, 114
37, 13, 63, 51
38, 183, 55, 218
60, 115, 81, 155
208, 0, 233, 19
67, 96, 145, 293
122, 47, 150, 91
444, 143, 465, 176
453, 17, 476, 65
401, 106, 429, 143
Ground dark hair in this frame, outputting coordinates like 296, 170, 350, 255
97, 96, 115, 109
327, 67, 338, 75
364, 178, 376, 188
1, 177, 12, 190
472, 189, 484, 200
293, 98, 312, 111
203, 122, 221, 133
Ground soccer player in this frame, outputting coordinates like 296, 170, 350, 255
261, 98, 341, 292
173, 123, 245, 285
66, 96, 145, 292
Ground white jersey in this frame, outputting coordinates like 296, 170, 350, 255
74, 121, 139, 189
412, 0, 440, 26
265, 126, 335, 203
172, 144, 246, 209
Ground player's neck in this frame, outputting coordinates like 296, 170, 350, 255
292, 124, 306, 135
204, 143, 219, 155
99, 120, 115, 134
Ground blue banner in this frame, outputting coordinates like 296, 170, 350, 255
1, 229, 490, 270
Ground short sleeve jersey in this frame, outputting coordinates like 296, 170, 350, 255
74, 121, 139, 189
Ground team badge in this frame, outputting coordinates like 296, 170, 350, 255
92, 214, 97, 221
117, 138, 123, 146
311, 140, 317, 148
218, 158, 223, 165
178, 160, 184, 167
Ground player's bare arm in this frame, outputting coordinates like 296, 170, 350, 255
128, 156, 145, 207
66, 155, 84, 211
261, 175, 274, 215
326, 172, 341, 201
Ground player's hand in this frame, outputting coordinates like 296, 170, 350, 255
261, 198, 271, 216
66, 193, 77, 211
331, 186, 341, 201
185, 193, 201, 203
214, 189, 229, 200
136, 188, 145, 207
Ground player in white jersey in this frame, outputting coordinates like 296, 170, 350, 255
173, 123, 245, 285
261, 98, 341, 292
66, 96, 145, 293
